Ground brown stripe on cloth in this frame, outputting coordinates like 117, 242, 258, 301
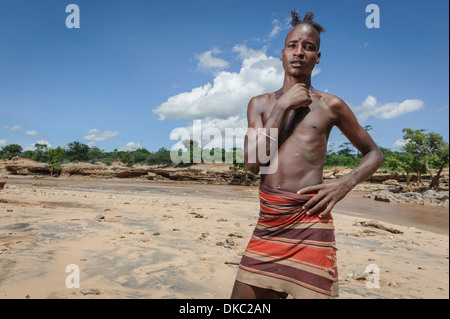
235, 183, 339, 299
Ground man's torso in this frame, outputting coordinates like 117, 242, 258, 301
258, 88, 340, 192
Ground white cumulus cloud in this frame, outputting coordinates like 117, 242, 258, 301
0, 139, 7, 147
154, 44, 323, 149
24, 140, 52, 151
391, 139, 408, 150
195, 47, 229, 72
83, 129, 119, 143
3, 125, 23, 131
353, 96, 424, 124
118, 142, 142, 152
26, 130, 38, 136
154, 45, 283, 123
268, 19, 283, 39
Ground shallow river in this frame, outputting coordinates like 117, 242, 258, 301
5, 177, 449, 235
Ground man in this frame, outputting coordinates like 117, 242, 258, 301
231, 11, 384, 299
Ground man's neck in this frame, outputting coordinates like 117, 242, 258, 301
281, 74, 312, 93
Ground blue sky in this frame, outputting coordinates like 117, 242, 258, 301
0, 0, 448, 154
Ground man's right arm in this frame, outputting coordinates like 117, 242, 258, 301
244, 96, 280, 175
244, 84, 312, 174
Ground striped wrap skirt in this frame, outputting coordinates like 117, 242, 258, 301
235, 183, 339, 298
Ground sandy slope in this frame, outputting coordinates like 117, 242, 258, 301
0, 180, 448, 299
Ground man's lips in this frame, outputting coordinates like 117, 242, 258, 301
290, 60, 305, 67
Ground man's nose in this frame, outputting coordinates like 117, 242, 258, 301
294, 46, 304, 57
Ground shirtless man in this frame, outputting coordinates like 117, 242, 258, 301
231, 11, 384, 299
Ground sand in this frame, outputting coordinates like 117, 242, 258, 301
0, 178, 448, 299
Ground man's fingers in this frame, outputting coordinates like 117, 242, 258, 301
297, 184, 322, 195
301, 193, 325, 212
318, 199, 337, 218
318, 207, 332, 218
305, 197, 329, 215
318, 202, 335, 218
302, 194, 335, 217
306, 203, 326, 216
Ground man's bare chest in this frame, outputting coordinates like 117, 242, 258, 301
263, 104, 333, 137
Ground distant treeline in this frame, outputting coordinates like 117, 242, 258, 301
0, 141, 173, 166
1, 128, 448, 189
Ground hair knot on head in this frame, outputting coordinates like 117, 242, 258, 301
290, 10, 325, 34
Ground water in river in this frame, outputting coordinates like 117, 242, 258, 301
5, 178, 449, 235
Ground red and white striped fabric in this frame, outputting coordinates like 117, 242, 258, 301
236, 183, 339, 298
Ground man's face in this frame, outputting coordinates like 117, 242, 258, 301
281, 23, 321, 77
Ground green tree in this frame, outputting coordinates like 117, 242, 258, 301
146, 147, 171, 165
325, 153, 360, 168
121, 152, 134, 167
202, 147, 222, 163
48, 147, 65, 176
231, 147, 245, 168
66, 141, 90, 162
33, 143, 50, 162
22, 150, 35, 160
378, 146, 393, 165
102, 150, 120, 165
1, 144, 23, 158
385, 151, 416, 185
87, 147, 103, 163
428, 141, 449, 188
337, 142, 355, 157
401, 128, 449, 189
181, 140, 201, 164
132, 148, 150, 164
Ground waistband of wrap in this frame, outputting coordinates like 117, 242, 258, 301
259, 183, 317, 202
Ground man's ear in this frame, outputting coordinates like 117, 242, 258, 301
316, 52, 321, 64
280, 48, 285, 61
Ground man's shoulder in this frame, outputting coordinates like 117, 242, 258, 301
249, 92, 275, 104
315, 90, 348, 110
247, 92, 275, 112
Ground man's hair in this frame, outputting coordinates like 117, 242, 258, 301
290, 10, 325, 34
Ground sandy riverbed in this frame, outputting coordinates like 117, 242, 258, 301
0, 178, 448, 299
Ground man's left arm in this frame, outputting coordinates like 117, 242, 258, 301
297, 99, 384, 218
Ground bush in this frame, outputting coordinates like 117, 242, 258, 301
146, 147, 171, 165
325, 153, 360, 168
1, 144, 23, 159
121, 152, 134, 167
66, 141, 90, 162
